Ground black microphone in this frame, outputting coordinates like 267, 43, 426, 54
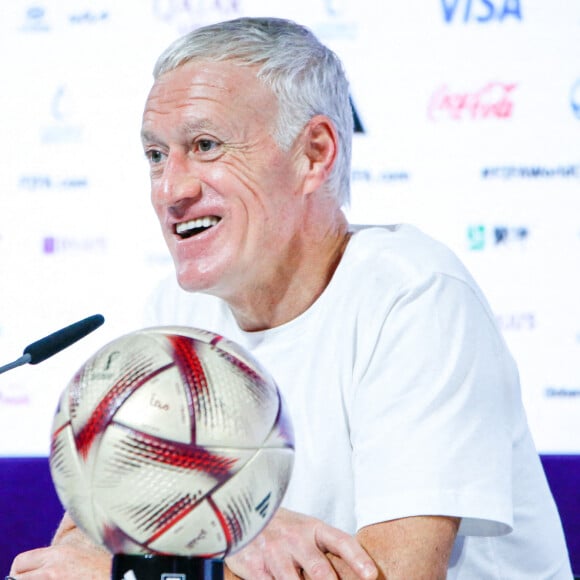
0, 314, 105, 375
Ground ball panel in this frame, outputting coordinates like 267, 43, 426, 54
192, 342, 280, 448
261, 393, 295, 449
50, 422, 102, 545
91, 423, 258, 551
102, 524, 151, 556
113, 365, 193, 444
70, 334, 177, 459
210, 447, 295, 554
154, 326, 278, 397
51, 388, 71, 434
147, 498, 228, 557
69, 334, 171, 428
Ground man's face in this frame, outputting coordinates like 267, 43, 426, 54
141, 60, 305, 299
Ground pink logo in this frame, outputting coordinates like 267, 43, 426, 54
428, 82, 517, 121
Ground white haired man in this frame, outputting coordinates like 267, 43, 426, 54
10, 17, 571, 579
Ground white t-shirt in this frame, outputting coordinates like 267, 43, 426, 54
145, 225, 572, 578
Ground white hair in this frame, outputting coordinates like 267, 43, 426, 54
153, 17, 353, 205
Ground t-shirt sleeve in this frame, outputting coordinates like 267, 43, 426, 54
349, 271, 521, 537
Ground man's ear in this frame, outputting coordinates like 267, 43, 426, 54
300, 115, 338, 195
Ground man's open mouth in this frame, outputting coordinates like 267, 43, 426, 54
174, 216, 221, 239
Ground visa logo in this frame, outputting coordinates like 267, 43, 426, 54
441, 0, 522, 23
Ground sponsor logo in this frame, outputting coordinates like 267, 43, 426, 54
41, 85, 83, 144
18, 175, 88, 191
43, 236, 107, 255
467, 224, 528, 250
545, 386, 580, 399
571, 79, 580, 120
152, 0, 241, 34
0, 386, 31, 406
351, 168, 410, 184
496, 312, 535, 331
324, 0, 347, 17
350, 96, 364, 133
68, 10, 109, 24
441, 0, 523, 24
255, 491, 271, 518
185, 528, 208, 549
481, 164, 580, 180
314, 0, 357, 40
428, 82, 517, 121
21, 5, 51, 32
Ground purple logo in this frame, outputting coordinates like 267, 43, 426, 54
43, 236, 107, 255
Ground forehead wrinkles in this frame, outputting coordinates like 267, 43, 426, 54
142, 61, 280, 145
145, 77, 229, 112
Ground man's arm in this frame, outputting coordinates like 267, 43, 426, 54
317, 515, 460, 580
9, 512, 111, 579
226, 511, 458, 579
11, 509, 377, 580
225, 508, 379, 580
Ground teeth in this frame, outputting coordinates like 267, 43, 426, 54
175, 216, 219, 236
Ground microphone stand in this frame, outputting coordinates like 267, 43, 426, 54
111, 554, 224, 580
0, 354, 32, 375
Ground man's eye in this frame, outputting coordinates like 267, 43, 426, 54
196, 139, 219, 153
146, 149, 164, 164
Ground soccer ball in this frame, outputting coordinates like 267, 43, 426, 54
49, 326, 294, 558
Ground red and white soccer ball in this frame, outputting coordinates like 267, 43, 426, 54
49, 326, 294, 558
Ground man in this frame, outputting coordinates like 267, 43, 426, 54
10, 16, 572, 579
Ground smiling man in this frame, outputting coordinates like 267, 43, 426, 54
140, 56, 349, 332
9, 16, 572, 580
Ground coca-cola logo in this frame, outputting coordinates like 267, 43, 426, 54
428, 82, 517, 121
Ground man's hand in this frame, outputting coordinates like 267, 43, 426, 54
225, 508, 378, 580
9, 513, 111, 579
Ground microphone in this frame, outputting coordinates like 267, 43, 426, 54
0, 314, 105, 375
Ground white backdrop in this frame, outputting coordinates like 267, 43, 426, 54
0, 0, 579, 455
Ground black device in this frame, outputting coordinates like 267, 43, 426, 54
0, 314, 105, 375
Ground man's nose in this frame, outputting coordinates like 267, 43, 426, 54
155, 152, 202, 208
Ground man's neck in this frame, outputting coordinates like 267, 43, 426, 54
226, 216, 351, 332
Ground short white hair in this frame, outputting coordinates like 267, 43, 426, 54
154, 17, 353, 206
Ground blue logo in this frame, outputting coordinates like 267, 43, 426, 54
41, 85, 83, 144
314, 0, 357, 40
481, 164, 580, 179
152, 0, 241, 34
68, 10, 109, 25
324, 0, 347, 17
467, 224, 486, 250
467, 224, 528, 250
545, 386, 580, 399
22, 5, 50, 31
441, 0, 522, 23
571, 79, 580, 120
351, 169, 410, 184
18, 175, 88, 191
